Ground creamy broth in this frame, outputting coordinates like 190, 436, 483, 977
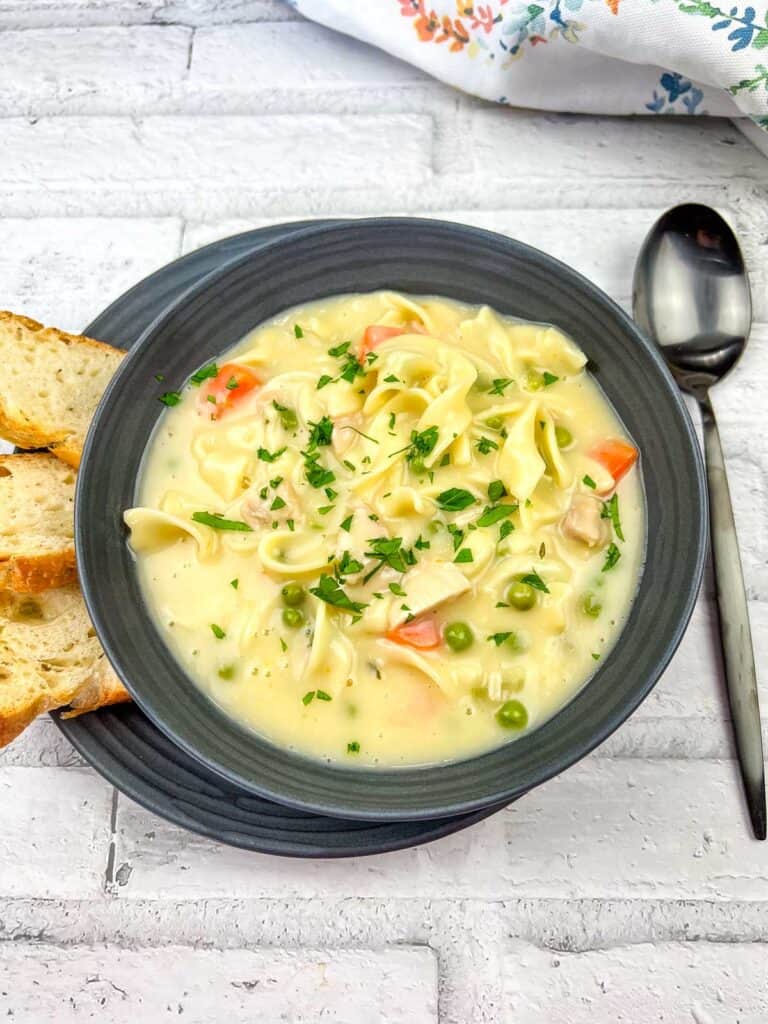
126, 292, 644, 766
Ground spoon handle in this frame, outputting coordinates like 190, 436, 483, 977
700, 392, 766, 839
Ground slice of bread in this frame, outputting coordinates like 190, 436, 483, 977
0, 311, 124, 468
0, 586, 130, 748
0, 453, 77, 593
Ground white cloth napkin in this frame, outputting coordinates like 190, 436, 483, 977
289, 0, 768, 129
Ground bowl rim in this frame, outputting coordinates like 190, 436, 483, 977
76, 215, 707, 820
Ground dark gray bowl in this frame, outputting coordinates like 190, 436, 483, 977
76, 217, 706, 821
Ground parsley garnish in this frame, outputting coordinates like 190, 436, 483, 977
343, 459, 356, 472
436, 488, 476, 512
499, 520, 514, 541
337, 551, 363, 577
476, 436, 498, 455
338, 352, 366, 384
310, 574, 367, 614
363, 537, 413, 582
230, 578, 239, 589
592, 652, 601, 661
302, 691, 315, 705
384, 374, 400, 383
328, 341, 351, 357
454, 548, 474, 564
206, 394, 217, 404
439, 452, 450, 467
270, 496, 286, 511
488, 480, 507, 502
303, 452, 335, 489
389, 582, 406, 597
210, 623, 225, 639
294, 324, 303, 338
192, 511, 253, 532
280, 637, 288, 653
258, 446, 286, 463
340, 514, 353, 532
308, 415, 334, 449
521, 569, 549, 593
317, 374, 334, 390
273, 401, 298, 431
316, 690, 332, 702
601, 494, 625, 541
225, 376, 239, 390
489, 378, 513, 396
602, 542, 621, 572
154, 373, 165, 382
488, 632, 513, 646
347, 741, 360, 753
583, 474, 597, 489
287, 518, 295, 532
542, 371, 559, 386
414, 535, 430, 550
390, 425, 439, 464
190, 363, 218, 386
477, 504, 516, 527
159, 391, 182, 406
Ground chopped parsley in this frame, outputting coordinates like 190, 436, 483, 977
317, 374, 334, 390
190, 363, 218, 386
340, 514, 353, 532
488, 480, 507, 502
583, 474, 597, 489
477, 504, 516, 528
337, 551, 363, 577
302, 691, 315, 705
389, 582, 406, 597
225, 376, 239, 390
257, 446, 286, 463
270, 496, 286, 511
328, 341, 351, 357
446, 524, 464, 551
384, 374, 400, 383
436, 488, 476, 512
192, 511, 253, 532
347, 741, 360, 754
294, 324, 304, 338
439, 452, 451, 467
454, 548, 474, 564
338, 351, 366, 384
521, 569, 549, 593
159, 391, 182, 406
206, 394, 217, 404
279, 638, 288, 653
489, 377, 513, 396
602, 542, 621, 572
154, 373, 165, 382
487, 632, 514, 646
476, 436, 499, 455
363, 537, 414, 582
499, 520, 515, 541
316, 690, 332, 702
210, 623, 226, 639
542, 371, 559, 386
310, 574, 367, 614
414, 535, 430, 550
390, 425, 439, 464
601, 494, 625, 541
230, 578, 239, 589
592, 652, 601, 661
303, 452, 335, 489
273, 401, 298, 431
307, 415, 334, 449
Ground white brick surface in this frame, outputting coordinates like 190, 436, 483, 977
0, 768, 112, 897
1, 10, 768, 1021
0, 217, 182, 330
0, 944, 438, 1022
504, 940, 768, 1022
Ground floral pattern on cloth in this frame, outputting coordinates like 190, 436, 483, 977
289, 0, 768, 128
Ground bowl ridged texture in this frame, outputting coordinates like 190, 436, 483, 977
76, 217, 706, 821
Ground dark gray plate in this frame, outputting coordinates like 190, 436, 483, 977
57, 220, 503, 855
75, 217, 707, 821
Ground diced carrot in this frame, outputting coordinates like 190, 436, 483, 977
359, 321, 427, 362
589, 439, 638, 486
198, 363, 261, 418
386, 615, 441, 650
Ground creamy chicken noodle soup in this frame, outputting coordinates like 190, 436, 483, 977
126, 292, 643, 766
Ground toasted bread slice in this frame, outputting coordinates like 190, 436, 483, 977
0, 311, 124, 468
0, 586, 130, 748
0, 453, 77, 593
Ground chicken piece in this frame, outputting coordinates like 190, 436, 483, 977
561, 493, 609, 548
388, 561, 471, 628
241, 481, 298, 529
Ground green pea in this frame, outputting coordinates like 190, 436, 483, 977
581, 592, 602, 618
444, 621, 474, 651
279, 407, 298, 431
507, 581, 537, 611
524, 369, 545, 392
496, 699, 528, 730
555, 425, 573, 448
485, 415, 504, 431
410, 456, 426, 476
281, 582, 305, 607
282, 607, 305, 628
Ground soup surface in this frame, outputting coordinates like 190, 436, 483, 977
126, 291, 643, 766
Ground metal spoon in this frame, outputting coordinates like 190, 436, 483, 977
633, 203, 766, 840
